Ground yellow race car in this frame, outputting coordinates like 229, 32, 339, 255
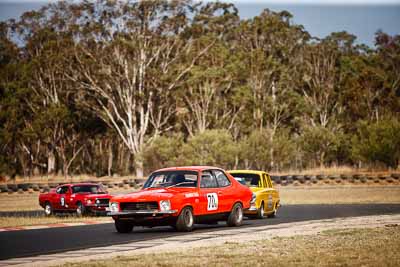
228, 170, 280, 219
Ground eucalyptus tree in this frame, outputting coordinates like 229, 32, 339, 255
68, 0, 215, 177
10, 3, 89, 176
236, 9, 308, 170
177, 2, 245, 136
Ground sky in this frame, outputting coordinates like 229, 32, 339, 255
0, 0, 399, 47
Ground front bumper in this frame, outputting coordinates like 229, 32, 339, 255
108, 210, 178, 216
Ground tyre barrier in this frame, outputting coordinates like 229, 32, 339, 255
1, 173, 399, 194
7, 184, 18, 192
0, 184, 8, 193
391, 173, 400, 179
296, 175, 305, 184
18, 183, 32, 191
42, 186, 50, 192
48, 182, 59, 188
32, 184, 40, 191
310, 175, 318, 184
279, 176, 287, 186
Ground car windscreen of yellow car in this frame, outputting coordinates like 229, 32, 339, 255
230, 173, 260, 187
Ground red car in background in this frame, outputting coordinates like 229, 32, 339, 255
108, 166, 254, 233
39, 183, 113, 216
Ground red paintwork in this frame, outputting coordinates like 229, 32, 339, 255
38, 183, 112, 213
110, 166, 253, 222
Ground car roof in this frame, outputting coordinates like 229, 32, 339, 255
58, 183, 100, 187
155, 166, 223, 172
227, 170, 267, 175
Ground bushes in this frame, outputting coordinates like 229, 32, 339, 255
351, 117, 400, 168
181, 130, 237, 169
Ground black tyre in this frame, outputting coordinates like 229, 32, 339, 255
44, 202, 53, 216
227, 203, 243, 227
76, 202, 86, 216
115, 219, 134, 233
176, 207, 194, 232
268, 203, 278, 218
257, 202, 265, 219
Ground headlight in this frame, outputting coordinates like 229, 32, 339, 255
86, 199, 92, 204
109, 202, 119, 212
251, 193, 256, 204
159, 200, 171, 211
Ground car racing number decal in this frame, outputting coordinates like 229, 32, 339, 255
207, 193, 218, 211
60, 197, 65, 207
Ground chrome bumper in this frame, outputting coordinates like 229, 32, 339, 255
108, 210, 178, 216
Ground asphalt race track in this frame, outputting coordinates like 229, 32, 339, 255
1, 204, 400, 260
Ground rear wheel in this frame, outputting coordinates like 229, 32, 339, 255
115, 219, 134, 233
176, 207, 194, 232
257, 202, 265, 219
268, 203, 278, 218
227, 203, 243, 227
76, 202, 86, 217
44, 202, 53, 216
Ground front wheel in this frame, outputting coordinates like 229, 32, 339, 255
227, 203, 243, 227
44, 202, 53, 216
176, 207, 194, 232
76, 202, 86, 217
115, 219, 134, 233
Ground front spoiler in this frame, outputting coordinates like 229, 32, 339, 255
108, 210, 178, 216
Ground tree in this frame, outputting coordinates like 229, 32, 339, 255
68, 0, 215, 177
182, 129, 237, 169
236, 9, 308, 168
352, 117, 400, 169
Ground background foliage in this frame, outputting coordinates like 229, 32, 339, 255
0, 0, 399, 178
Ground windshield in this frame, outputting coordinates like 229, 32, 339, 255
72, 185, 106, 194
143, 170, 198, 189
230, 173, 260, 187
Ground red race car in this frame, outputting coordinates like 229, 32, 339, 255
39, 183, 112, 216
108, 166, 254, 233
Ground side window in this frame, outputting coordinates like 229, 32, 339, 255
200, 171, 218, 188
260, 174, 266, 188
57, 186, 69, 194
213, 170, 231, 188
264, 174, 272, 188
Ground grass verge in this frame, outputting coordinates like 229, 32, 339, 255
279, 186, 400, 205
0, 216, 112, 228
61, 226, 400, 267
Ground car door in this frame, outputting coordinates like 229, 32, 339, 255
199, 170, 220, 215
257, 174, 268, 211
55, 186, 69, 210
264, 174, 274, 212
212, 169, 233, 212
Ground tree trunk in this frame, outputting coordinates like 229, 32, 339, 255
135, 157, 144, 178
108, 141, 113, 177
47, 149, 56, 175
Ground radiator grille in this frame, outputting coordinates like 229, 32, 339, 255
120, 202, 158, 211
95, 198, 109, 206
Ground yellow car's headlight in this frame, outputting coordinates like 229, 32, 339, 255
251, 193, 257, 204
